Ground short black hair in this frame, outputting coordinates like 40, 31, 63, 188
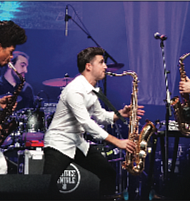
0, 20, 27, 48
1, 51, 29, 75
77, 47, 105, 73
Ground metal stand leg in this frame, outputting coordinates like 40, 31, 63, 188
147, 133, 158, 199
123, 172, 129, 200
170, 136, 179, 175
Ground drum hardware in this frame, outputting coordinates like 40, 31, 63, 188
24, 139, 44, 148
0, 111, 23, 149
87, 141, 97, 145
1, 104, 46, 174
35, 89, 49, 104
21, 132, 44, 144
34, 97, 43, 111
1, 130, 21, 149
45, 111, 55, 129
40, 102, 57, 130
0, 107, 46, 149
156, 120, 179, 132
15, 108, 46, 133
42, 103, 57, 116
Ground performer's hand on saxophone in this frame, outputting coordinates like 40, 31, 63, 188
120, 139, 137, 153
110, 104, 145, 154
113, 105, 145, 122
0, 95, 18, 135
179, 76, 190, 94
105, 134, 136, 153
0, 95, 17, 111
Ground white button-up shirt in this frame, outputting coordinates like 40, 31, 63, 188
44, 75, 114, 159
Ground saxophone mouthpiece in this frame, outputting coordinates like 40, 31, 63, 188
8, 62, 23, 80
106, 72, 116, 76
8, 62, 17, 72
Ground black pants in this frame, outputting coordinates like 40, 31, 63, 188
43, 146, 116, 199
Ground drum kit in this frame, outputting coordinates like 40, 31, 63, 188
1, 63, 124, 147
1, 63, 124, 173
1, 74, 75, 150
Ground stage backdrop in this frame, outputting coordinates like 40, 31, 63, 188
0, 1, 190, 127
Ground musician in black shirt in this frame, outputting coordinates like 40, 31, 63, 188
0, 51, 35, 110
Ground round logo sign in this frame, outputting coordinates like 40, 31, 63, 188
57, 163, 81, 193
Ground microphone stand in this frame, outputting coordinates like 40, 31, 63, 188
66, 14, 118, 96
159, 39, 172, 190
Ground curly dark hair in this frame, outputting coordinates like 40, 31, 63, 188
0, 20, 27, 48
77, 47, 105, 73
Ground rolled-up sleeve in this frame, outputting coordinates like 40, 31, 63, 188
92, 99, 115, 125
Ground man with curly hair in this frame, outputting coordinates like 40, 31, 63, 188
0, 20, 27, 174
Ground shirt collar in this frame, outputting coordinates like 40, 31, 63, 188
79, 74, 100, 93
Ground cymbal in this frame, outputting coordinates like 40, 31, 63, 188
43, 77, 73, 87
0, 94, 22, 102
107, 63, 124, 72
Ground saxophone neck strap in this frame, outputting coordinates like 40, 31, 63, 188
93, 89, 128, 125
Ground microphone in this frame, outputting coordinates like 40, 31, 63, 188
154, 32, 167, 40
65, 5, 69, 36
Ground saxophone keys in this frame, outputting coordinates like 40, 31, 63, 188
121, 161, 127, 169
139, 150, 147, 158
140, 140, 147, 150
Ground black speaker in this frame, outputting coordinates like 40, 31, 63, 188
57, 163, 100, 200
0, 174, 51, 200
5, 148, 100, 200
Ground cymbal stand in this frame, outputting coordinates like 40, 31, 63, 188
65, 5, 119, 96
114, 123, 123, 194
158, 39, 172, 189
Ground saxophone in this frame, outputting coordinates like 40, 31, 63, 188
0, 62, 25, 145
171, 52, 190, 137
106, 71, 156, 175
